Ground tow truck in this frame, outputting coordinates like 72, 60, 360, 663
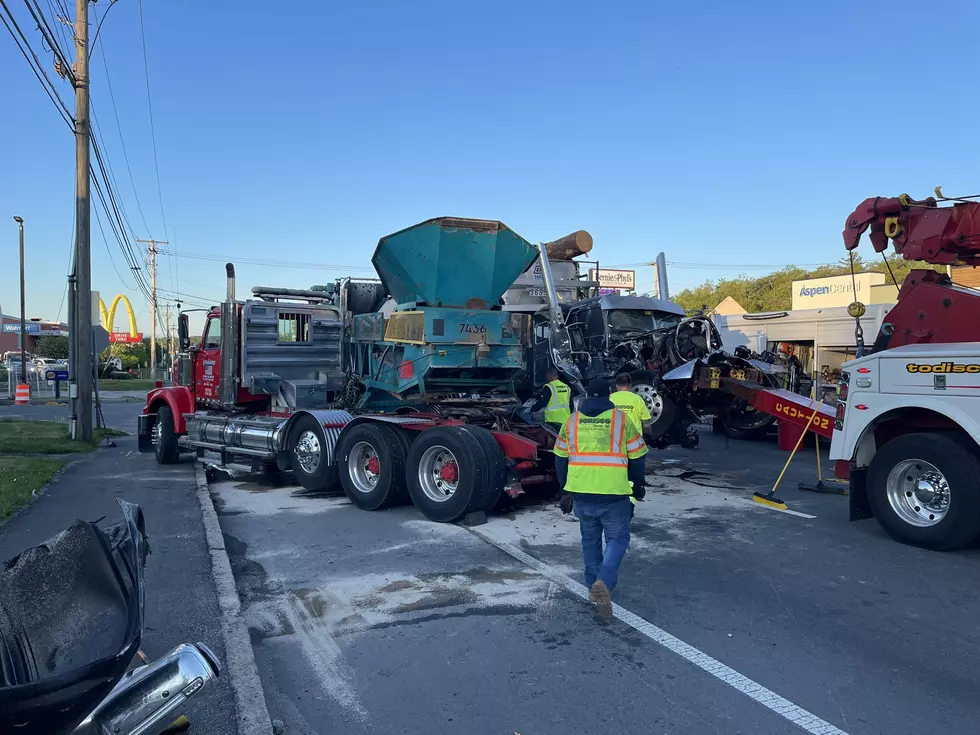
138, 217, 568, 524
828, 191, 980, 550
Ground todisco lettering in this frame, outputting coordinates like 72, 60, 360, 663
578, 417, 612, 425
906, 362, 980, 374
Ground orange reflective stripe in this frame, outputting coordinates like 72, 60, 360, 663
569, 413, 579, 453
570, 450, 627, 457
609, 410, 621, 453
568, 459, 629, 468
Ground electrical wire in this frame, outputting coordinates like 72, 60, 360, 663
168, 250, 376, 273
22, 0, 73, 82
94, 42, 152, 234
88, 0, 118, 56
136, 0, 169, 239
0, 0, 73, 127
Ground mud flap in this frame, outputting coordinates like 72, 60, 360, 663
137, 414, 154, 453
848, 465, 872, 521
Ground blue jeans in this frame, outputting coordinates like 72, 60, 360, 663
574, 496, 632, 590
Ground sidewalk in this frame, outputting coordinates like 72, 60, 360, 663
0, 434, 240, 734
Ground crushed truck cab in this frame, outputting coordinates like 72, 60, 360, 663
831, 343, 980, 550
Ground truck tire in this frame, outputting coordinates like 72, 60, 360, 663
336, 423, 407, 510
459, 425, 507, 512
407, 426, 489, 523
719, 373, 779, 440
288, 414, 340, 493
154, 406, 180, 465
867, 432, 980, 551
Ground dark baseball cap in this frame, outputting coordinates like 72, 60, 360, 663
586, 379, 610, 397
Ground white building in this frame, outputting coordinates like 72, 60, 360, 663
791, 272, 885, 310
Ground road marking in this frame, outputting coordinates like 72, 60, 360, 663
735, 498, 817, 519
469, 526, 848, 735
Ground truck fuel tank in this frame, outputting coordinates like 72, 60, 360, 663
372, 217, 538, 309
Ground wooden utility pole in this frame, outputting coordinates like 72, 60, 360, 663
74, 0, 93, 440
136, 238, 167, 379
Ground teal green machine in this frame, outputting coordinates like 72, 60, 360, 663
351, 217, 538, 409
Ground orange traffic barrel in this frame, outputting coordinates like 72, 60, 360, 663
14, 384, 30, 405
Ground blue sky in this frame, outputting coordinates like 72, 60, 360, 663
2, 0, 978, 334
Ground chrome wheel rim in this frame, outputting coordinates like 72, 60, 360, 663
294, 429, 322, 474
417, 445, 459, 503
348, 441, 381, 494
886, 459, 950, 527
632, 384, 663, 421
152, 419, 162, 447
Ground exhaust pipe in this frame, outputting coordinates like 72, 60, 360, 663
655, 252, 670, 300
73, 643, 221, 735
220, 263, 239, 406
535, 243, 583, 390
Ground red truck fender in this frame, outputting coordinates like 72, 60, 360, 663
143, 386, 195, 434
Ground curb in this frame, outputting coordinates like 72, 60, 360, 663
194, 465, 274, 735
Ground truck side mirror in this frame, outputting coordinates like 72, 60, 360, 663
178, 313, 190, 350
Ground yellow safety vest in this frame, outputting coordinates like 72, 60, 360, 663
553, 408, 648, 495
610, 390, 652, 424
544, 380, 571, 424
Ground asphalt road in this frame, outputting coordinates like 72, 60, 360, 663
211, 427, 980, 735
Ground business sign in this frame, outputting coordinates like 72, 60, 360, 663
791, 273, 885, 310
589, 268, 635, 291
109, 331, 144, 344
99, 294, 140, 339
45, 369, 69, 381
3, 322, 41, 333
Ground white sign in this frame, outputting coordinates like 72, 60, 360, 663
589, 268, 635, 291
791, 273, 885, 310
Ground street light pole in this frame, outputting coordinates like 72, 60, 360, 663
14, 216, 26, 385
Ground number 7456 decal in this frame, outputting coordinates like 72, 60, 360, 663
458, 323, 488, 334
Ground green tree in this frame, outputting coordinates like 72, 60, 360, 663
35, 335, 69, 359
673, 255, 945, 313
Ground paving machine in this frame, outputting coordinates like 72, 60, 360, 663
138, 217, 562, 523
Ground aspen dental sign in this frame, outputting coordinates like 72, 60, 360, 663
791, 272, 885, 310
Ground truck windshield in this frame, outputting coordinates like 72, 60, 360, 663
608, 309, 682, 332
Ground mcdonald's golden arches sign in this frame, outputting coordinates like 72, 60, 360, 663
99, 294, 143, 344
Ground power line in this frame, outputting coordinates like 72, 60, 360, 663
136, 0, 168, 238
165, 249, 376, 273
94, 39, 152, 234
23, 0, 73, 79
0, 0, 73, 127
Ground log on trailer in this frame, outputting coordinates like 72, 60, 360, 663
543, 230, 593, 260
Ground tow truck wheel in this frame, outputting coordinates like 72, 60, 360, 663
407, 426, 488, 522
459, 426, 507, 512
289, 415, 340, 493
630, 372, 676, 441
154, 406, 180, 465
867, 432, 980, 551
336, 423, 407, 510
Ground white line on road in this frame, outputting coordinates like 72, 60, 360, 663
734, 498, 818, 519
469, 526, 848, 735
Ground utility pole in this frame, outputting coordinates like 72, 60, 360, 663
74, 0, 93, 441
163, 303, 172, 367
14, 217, 26, 385
136, 238, 166, 379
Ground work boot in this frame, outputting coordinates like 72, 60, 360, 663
589, 580, 612, 621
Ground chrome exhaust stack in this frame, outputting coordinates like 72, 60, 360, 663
73, 642, 221, 735
220, 263, 240, 407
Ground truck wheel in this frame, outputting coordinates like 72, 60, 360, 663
407, 426, 488, 522
154, 406, 180, 465
289, 414, 340, 493
336, 423, 407, 510
630, 375, 676, 441
867, 432, 980, 551
459, 426, 507, 512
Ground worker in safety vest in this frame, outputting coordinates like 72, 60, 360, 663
610, 373, 652, 438
553, 379, 647, 620
527, 367, 572, 426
